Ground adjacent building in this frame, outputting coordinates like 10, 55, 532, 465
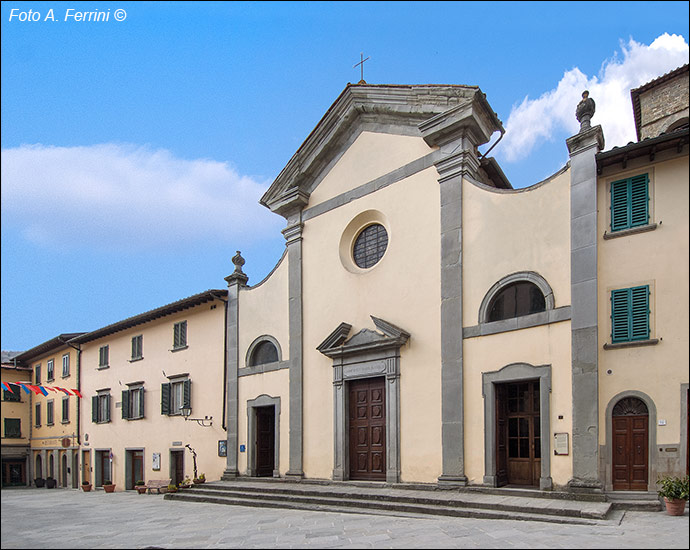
1, 352, 32, 487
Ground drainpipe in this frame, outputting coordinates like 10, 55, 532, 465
60, 338, 82, 446
478, 129, 505, 160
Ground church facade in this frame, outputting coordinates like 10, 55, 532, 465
223, 66, 688, 492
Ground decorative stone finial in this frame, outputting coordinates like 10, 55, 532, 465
224, 250, 248, 286
576, 90, 596, 132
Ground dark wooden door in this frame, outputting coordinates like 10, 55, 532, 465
613, 412, 648, 491
500, 380, 540, 486
495, 384, 508, 486
171, 450, 184, 486
256, 406, 275, 477
3, 461, 25, 486
349, 377, 386, 481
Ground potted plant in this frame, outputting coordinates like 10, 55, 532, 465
135, 480, 147, 494
167, 484, 178, 493
102, 480, 116, 493
81, 480, 92, 492
657, 475, 689, 516
34, 477, 45, 488
179, 476, 193, 489
193, 472, 206, 484
45, 476, 57, 489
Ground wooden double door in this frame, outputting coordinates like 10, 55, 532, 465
612, 397, 649, 491
496, 380, 541, 486
349, 377, 386, 481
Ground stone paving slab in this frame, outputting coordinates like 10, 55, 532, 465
1, 487, 688, 549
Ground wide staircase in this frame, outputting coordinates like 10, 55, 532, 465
164, 479, 660, 525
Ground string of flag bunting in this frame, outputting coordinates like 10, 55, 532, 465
1, 381, 82, 398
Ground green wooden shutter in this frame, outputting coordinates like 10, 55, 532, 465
92, 396, 98, 423
611, 180, 629, 231
611, 289, 630, 342
161, 383, 171, 415
139, 389, 145, 418
630, 286, 650, 340
183, 379, 191, 410
105, 394, 111, 422
629, 174, 649, 227
122, 390, 130, 420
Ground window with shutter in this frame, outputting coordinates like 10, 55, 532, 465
611, 285, 650, 343
610, 174, 649, 232
62, 354, 70, 377
92, 396, 98, 423
161, 383, 171, 415
4, 418, 21, 438
131, 335, 143, 360
47, 401, 54, 425
35, 403, 41, 427
173, 321, 187, 349
122, 390, 130, 420
47, 359, 54, 381
62, 396, 69, 423
99, 345, 109, 368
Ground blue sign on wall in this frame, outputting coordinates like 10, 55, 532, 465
239, 444, 246, 453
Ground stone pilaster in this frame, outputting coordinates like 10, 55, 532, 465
566, 124, 605, 492
283, 216, 305, 479
222, 252, 248, 480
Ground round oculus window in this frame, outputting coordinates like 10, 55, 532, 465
353, 224, 388, 269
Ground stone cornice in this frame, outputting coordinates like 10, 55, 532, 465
566, 125, 605, 156
316, 316, 410, 359
261, 84, 502, 218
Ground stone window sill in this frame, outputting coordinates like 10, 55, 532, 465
170, 345, 188, 353
97, 365, 110, 370
129, 357, 144, 363
603, 223, 657, 240
603, 338, 659, 350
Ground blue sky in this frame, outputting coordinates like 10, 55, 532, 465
2, 1, 689, 352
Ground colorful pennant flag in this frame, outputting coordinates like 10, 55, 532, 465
19, 383, 31, 394
71, 389, 83, 398
1, 381, 12, 392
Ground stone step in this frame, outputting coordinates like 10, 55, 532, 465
166, 481, 614, 524
165, 491, 616, 526
606, 491, 662, 511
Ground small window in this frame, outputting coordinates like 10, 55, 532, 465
173, 321, 188, 349
122, 386, 145, 420
62, 396, 70, 423
131, 335, 143, 360
92, 393, 111, 424
35, 364, 41, 384
3, 387, 20, 402
47, 359, 54, 381
249, 341, 279, 366
99, 345, 109, 368
161, 379, 191, 416
611, 174, 649, 232
611, 286, 650, 343
488, 282, 546, 322
47, 400, 54, 426
62, 354, 70, 377
4, 418, 21, 439
353, 224, 388, 269
35, 403, 41, 427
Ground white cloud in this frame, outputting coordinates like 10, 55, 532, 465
500, 33, 690, 162
0, 143, 283, 249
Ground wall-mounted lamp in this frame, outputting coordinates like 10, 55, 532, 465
180, 407, 213, 427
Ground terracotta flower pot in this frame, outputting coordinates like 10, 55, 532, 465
82, 483, 92, 492
664, 497, 687, 516
136, 486, 147, 494
103, 483, 116, 493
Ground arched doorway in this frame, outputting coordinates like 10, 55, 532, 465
612, 397, 649, 491
35, 454, 43, 480
61, 454, 68, 487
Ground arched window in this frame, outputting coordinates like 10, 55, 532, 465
487, 281, 547, 322
249, 340, 279, 367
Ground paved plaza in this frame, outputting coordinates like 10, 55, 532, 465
1, 487, 688, 549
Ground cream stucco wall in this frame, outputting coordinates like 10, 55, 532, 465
79, 299, 227, 490
238, 252, 289, 367
237, 369, 290, 475
597, 154, 689, 446
307, 131, 434, 208
463, 322, 573, 486
299, 129, 442, 482
462, 171, 572, 322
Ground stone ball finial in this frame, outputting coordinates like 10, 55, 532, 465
576, 90, 596, 132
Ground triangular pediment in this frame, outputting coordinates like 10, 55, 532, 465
316, 316, 410, 358
261, 84, 503, 218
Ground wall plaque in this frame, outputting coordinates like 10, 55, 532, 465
152, 452, 161, 471
553, 432, 569, 455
